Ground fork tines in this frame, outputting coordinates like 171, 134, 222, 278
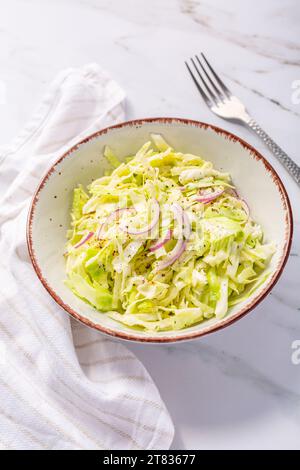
185, 53, 231, 106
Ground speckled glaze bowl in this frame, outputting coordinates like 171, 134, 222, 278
27, 118, 293, 343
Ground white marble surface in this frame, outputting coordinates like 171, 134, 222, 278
1, 0, 299, 450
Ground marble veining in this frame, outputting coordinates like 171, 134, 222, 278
0, 0, 299, 450
223, 73, 300, 119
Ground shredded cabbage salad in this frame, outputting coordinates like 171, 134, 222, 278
65, 134, 275, 332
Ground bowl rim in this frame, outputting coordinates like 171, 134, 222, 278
27, 117, 293, 343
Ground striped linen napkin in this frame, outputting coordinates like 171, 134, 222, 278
0, 64, 174, 450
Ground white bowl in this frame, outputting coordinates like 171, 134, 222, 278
27, 118, 293, 343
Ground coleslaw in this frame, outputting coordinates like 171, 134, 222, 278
64, 134, 275, 331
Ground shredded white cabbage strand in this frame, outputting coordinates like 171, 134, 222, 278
65, 134, 275, 332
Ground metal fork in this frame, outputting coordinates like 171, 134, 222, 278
185, 53, 300, 186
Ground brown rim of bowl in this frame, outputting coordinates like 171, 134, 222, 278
26, 117, 293, 343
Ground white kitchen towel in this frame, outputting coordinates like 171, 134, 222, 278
0, 64, 174, 450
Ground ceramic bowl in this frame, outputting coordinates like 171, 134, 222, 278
27, 118, 293, 343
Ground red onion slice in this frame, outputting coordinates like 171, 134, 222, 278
96, 208, 135, 239
229, 188, 239, 198
74, 231, 94, 248
170, 203, 191, 240
123, 199, 160, 236
149, 228, 173, 252
228, 190, 250, 220
154, 203, 190, 270
155, 240, 187, 271
195, 188, 224, 204
240, 199, 250, 221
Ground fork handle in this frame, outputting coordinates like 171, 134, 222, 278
246, 119, 300, 186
